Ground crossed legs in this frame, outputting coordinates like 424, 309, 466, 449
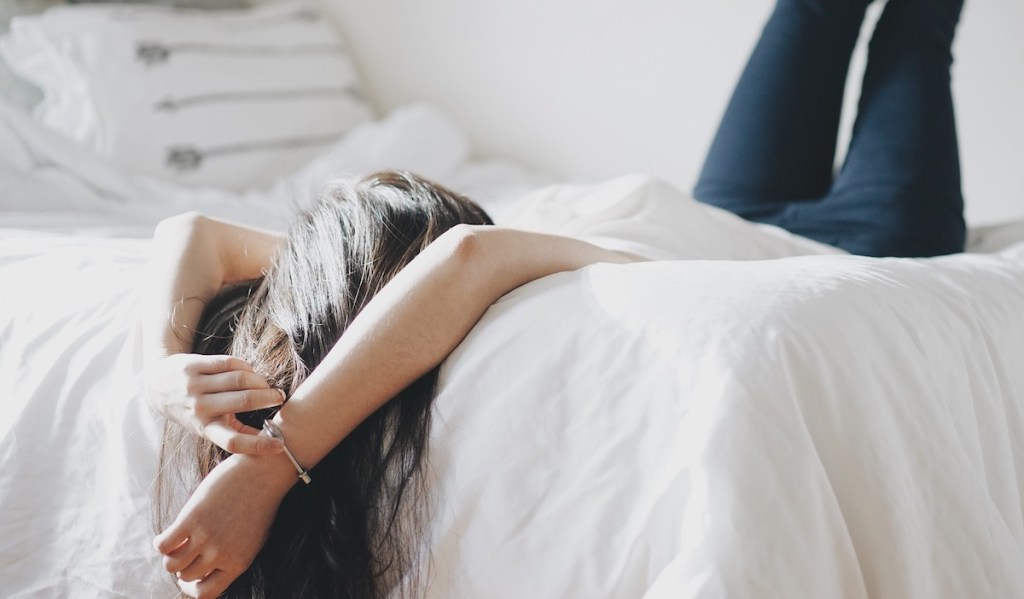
693, 0, 966, 257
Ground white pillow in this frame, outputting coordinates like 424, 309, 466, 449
0, 0, 64, 111
0, 0, 374, 191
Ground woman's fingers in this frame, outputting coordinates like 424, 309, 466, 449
191, 355, 255, 375
199, 370, 270, 394
177, 577, 202, 599
189, 568, 236, 599
199, 388, 286, 419
176, 553, 217, 583
205, 420, 283, 455
162, 538, 201, 573
154, 524, 189, 556
161, 353, 289, 453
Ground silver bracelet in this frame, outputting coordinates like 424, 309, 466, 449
262, 419, 311, 485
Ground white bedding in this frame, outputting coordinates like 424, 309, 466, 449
428, 252, 1024, 598
0, 98, 551, 237
4, 162, 1024, 597
5, 54, 1024, 595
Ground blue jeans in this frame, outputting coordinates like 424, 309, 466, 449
693, 0, 966, 257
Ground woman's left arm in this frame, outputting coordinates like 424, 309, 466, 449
156, 225, 643, 597
144, 212, 289, 455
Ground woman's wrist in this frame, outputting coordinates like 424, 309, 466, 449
269, 409, 320, 481
231, 450, 303, 498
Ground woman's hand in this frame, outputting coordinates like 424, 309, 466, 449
146, 353, 286, 455
154, 453, 295, 598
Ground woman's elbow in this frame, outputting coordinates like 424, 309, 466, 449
429, 224, 499, 284
443, 224, 486, 262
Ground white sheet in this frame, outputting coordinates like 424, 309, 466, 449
4, 174, 1024, 597
0, 236, 166, 597
502, 174, 844, 260
427, 252, 1024, 598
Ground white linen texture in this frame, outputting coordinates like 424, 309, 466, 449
0, 0, 373, 191
4, 172, 1024, 597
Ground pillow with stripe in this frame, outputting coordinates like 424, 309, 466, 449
0, 0, 374, 191
0, 0, 65, 111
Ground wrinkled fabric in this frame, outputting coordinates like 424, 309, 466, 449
5, 224, 1024, 596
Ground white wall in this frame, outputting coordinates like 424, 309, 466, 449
322, 0, 1024, 226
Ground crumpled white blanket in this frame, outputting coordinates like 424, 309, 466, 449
428, 251, 1024, 598
4, 171, 1024, 597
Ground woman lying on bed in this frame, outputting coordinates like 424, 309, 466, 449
147, 0, 966, 596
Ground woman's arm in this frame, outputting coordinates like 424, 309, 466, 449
144, 212, 289, 455
156, 225, 643, 596
145, 211, 282, 357
274, 225, 640, 480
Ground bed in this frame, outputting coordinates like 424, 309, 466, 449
4, 1, 1024, 598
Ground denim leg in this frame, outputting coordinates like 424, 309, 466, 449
783, 0, 966, 256
693, 0, 873, 217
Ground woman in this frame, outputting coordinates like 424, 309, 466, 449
147, 0, 966, 596
146, 171, 639, 599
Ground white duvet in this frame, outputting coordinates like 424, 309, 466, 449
4, 168, 1024, 597
429, 253, 1024, 598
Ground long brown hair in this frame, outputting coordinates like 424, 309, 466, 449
154, 170, 493, 598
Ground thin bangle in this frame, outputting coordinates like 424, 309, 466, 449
261, 419, 311, 485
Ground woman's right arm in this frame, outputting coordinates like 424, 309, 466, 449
143, 212, 288, 455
